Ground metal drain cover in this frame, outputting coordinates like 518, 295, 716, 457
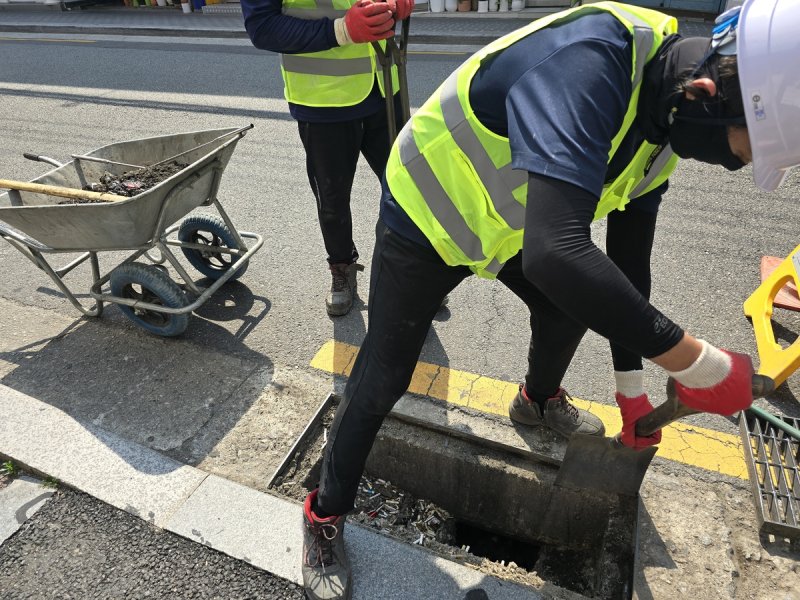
739, 409, 800, 539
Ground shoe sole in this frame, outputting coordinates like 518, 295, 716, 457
326, 302, 352, 317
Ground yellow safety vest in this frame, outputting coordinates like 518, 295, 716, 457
281, 0, 399, 107
386, 1, 679, 279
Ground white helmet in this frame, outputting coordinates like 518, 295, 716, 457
735, 0, 800, 191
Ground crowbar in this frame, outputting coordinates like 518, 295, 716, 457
372, 17, 411, 145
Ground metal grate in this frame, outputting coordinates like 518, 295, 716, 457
201, 4, 242, 14
739, 410, 800, 539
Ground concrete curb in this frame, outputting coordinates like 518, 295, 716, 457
0, 23, 248, 37
0, 383, 546, 599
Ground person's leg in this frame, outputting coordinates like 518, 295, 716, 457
297, 119, 364, 316
499, 253, 588, 395
302, 219, 467, 599
317, 219, 469, 515
359, 97, 402, 179
498, 254, 604, 437
606, 203, 659, 402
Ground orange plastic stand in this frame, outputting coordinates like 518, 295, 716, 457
760, 256, 800, 311
743, 245, 800, 388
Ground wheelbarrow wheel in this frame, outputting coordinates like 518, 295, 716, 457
178, 215, 248, 281
110, 262, 190, 337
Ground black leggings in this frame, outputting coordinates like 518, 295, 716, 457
297, 99, 402, 265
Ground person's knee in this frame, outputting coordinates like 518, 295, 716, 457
522, 234, 562, 290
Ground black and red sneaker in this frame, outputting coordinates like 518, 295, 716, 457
302, 489, 351, 600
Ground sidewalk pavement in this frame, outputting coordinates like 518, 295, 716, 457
0, 3, 714, 43
0, 383, 550, 599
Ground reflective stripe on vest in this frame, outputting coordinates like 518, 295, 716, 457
282, 0, 345, 19
281, 54, 373, 77
388, 2, 678, 278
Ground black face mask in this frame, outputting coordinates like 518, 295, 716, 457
670, 113, 745, 171
663, 37, 747, 171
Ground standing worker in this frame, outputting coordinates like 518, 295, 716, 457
241, 0, 414, 316
299, 1, 800, 598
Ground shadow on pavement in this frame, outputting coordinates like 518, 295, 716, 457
0, 280, 274, 476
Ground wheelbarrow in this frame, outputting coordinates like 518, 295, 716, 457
0, 125, 263, 337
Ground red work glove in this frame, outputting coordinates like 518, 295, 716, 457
343, 0, 395, 44
386, 0, 414, 20
615, 393, 662, 450
672, 350, 755, 415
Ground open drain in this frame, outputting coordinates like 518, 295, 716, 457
453, 521, 540, 571
270, 394, 642, 599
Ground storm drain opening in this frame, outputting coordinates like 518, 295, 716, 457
453, 520, 540, 571
270, 394, 642, 600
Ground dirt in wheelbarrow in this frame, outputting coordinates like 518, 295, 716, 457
59, 161, 188, 204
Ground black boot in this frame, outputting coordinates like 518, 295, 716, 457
326, 263, 363, 317
302, 489, 352, 600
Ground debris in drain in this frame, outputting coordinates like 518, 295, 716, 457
58, 161, 187, 204
350, 474, 457, 548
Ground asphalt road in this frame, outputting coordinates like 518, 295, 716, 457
0, 485, 304, 599
0, 32, 798, 472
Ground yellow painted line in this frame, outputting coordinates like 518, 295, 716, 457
311, 340, 749, 479
0, 37, 95, 43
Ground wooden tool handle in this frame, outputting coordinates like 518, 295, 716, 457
0, 179, 127, 203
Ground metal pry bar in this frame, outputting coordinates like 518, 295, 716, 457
372, 17, 412, 146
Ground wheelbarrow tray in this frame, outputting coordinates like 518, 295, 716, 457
0, 128, 242, 252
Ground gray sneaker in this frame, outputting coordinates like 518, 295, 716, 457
326, 263, 364, 317
302, 490, 351, 600
509, 385, 605, 438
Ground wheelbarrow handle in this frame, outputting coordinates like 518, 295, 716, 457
0, 178, 127, 203
635, 374, 776, 438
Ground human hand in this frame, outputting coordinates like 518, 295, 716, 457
386, 0, 414, 20
615, 392, 662, 450
342, 0, 395, 44
672, 349, 755, 415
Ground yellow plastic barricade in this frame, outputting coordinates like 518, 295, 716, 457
743, 244, 800, 387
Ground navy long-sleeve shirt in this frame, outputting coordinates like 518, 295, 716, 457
240, 0, 385, 123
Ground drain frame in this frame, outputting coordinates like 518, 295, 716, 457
270, 393, 644, 599
739, 408, 800, 539
267, 392, 336, 489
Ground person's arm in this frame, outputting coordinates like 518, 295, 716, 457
522, 176, 755, 443
240, 0, 339, 54
240, 0, 395, 54
521, 175, 683, 359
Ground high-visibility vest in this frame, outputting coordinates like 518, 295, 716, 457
386, 1, 679, 279
281, 0, 399, 107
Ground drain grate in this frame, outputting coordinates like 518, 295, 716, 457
739, 409, 800, 539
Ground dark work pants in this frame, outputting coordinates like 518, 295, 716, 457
317, 218, 589, 515
297, 105, 399, 265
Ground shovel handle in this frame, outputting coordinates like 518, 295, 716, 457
0, 179, 127, 203
635, 374, 775, 438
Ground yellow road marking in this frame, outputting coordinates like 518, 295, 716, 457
310, 340, 749, 479
0, 37, 95, 43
